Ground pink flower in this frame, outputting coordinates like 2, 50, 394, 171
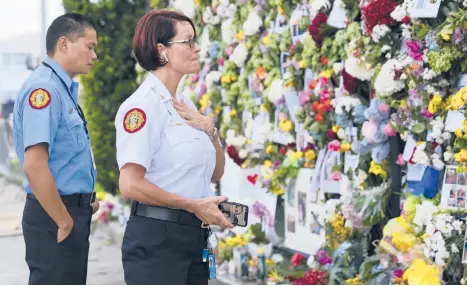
218, 58, 225, 66
378, 103, 389, 113
320, 90, 330, 100
331, 171, 341, 181
383, 123, 396, 136
328, 140, 341, 151
393, 269, 404, 278
191, 74, 198, 82
362, 120, 378, 143
396, 154, 406, 166
225, 46, 234, 57
298, 91, 311, 106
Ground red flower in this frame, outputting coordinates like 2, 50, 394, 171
287, 142, 297, 149
280, 146, 287, 155
342, 68, 357, 94
401, 16, 410, 24
320, 56, 328, 65
291, 269, 328, 285
361, 0, 399, 34
290, 253, 304, 267
311, 101, 320, 112
218, 58, 225, 66
227, 145, 246, 166
315, 113, 324, 122
308, 13, 329, 47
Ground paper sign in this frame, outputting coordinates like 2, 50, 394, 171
409, 0, 441, 18
284, 91, 299, 126
445, 110, 465, 132
407, 163, 427, 181
327, 0, 347, 28
402, 134, 417, 162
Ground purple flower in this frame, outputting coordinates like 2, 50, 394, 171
393, 269, 404, 278
452, 27, 465, 45
273, 160, 281, 169
316, 249, 327, 259
318, 256, 332, 265
405, 40, 424, 61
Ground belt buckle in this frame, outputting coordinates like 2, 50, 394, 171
201, 223, 210, 228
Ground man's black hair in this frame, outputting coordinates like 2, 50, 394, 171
46, 13, 96, 56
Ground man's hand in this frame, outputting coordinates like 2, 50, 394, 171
173, 99, 214, 135
91, 199, 100, 214
191, 196, 234, 229
57, 214, 74, 243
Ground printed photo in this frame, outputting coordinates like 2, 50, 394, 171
458, 197, 466, 208
296, 124, 310, 152
286, 180, 296, 207
219, 202, 248, 227
248, 69, 266, 105
445, 167, 457, 185
447, 198, 457, 208
273, 108, 292, 145
304, 69, 316, 92
289, 5, 308, 43
310, 214, 321, 235
459, 173, 467, 186
458, 187, 466, 198
272, 13, 287, 34
287, 214, 296, 233
463, 241, 467, 263
297, 192, 307, 227
280, 52, 291, 77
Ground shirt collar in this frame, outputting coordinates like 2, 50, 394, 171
43, 57, 73, 90
146, 72, 173, 103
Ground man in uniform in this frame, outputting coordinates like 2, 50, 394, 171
13, 13, 99, 285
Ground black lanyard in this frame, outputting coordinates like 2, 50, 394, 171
41, 62, 89, 137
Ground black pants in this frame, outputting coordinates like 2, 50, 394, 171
122, 215, 209, 285
22, 197, 92, 285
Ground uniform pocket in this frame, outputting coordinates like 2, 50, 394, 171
65, 113, 86, 150
122, 217, 168, 260
164, 125, 205, 169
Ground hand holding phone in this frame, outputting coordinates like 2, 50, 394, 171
219, 201, 249, 227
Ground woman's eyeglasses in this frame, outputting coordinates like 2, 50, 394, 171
167, 38, 198, 49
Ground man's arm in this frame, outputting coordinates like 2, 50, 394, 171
24, 144, 73, 242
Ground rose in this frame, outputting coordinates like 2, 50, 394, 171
291, 253, 304, 267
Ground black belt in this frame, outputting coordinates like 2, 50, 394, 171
131, 201, 205, 228
26, 192, 96, 206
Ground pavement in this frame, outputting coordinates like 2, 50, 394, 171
0, 176, 225, 285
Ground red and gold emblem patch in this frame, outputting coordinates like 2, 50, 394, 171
29, 88, 51, 109
123, 108, 146, 133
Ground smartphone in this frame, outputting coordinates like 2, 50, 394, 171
219, 201, 249, 227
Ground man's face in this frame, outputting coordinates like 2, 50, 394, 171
67, 27, 98, 75
231, 205, 243, 215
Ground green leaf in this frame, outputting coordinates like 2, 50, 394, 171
412, 123, 426, 134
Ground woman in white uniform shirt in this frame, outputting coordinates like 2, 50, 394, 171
115, 10, 233, 285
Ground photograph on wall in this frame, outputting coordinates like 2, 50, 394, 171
286, 179, 296, 207
273, 108, 293, 145
272, 12, 288, 34
297, 192, 307, 227
296, 124, 310, 151
280, 52, 291, 77
304, 68, 316, 92
287, 214, 296, 233
248, 69, 266, 106
284, 91, 299, 126
441, 165, 467, 209
289, 5, 308, 43
309, 213, 321, 235
320, 150, 341, 194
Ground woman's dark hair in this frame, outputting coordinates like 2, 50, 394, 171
132, 9, 196, 71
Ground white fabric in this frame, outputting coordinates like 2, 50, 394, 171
115, 73, 216, 199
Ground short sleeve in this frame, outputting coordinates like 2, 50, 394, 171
115, 102, 160, 170
21, 83, 61, 152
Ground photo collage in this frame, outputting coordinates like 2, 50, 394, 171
442, 166, 467, 209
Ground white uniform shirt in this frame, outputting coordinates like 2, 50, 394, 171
115, 73, 216, 199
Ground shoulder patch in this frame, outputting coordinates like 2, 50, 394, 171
29, 88, 51, 109
123, 108, 147, 133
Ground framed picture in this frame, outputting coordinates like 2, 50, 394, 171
248, 71, 266, 106
409, 0, 441, 18
289, 5, 308, 44
280, 52, 291, 77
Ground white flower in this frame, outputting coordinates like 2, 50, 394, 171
243, 11, 263, 36
453, 220, 463, 233
422, 68, 438, 81
413, 201, 438, 228
267, 79, 284, 103
390, 4, 408, 21
382, 45, 392, 53
371, 25, 391, 43
332, 96, 361, 114
271, 254, 284, 264
444, 150, 454, 162
232, 135, 247, 147
431, 154, 445, 170
230, 44, 248, 67
173, 0, 195, 19
203, 7, 220, 25
337, 128, 346, 139
374, 59, 407, 96
205, 71, 221, 89
401, 24, 412, 39
217, 0, 237, 18
221, 18, 235, 44
400, 130, 409, 141
425, 85, 438, 95
412, 148, 429, 165
344, 54, 375, 81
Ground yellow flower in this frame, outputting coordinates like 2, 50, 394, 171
247, 139, 252, 145
400, 100, 406, 108
271, 186, 284, 195
221, 75, 232, 84
298, 60, 305, 69
266, 259, 273, 265
219, 241, 226, 249
305, 150, 316, 161
266, 144, 273, 154
268, 269, 283, 283
290, 151, 303, 163
260, 104, 268, 113
339, 142, 351, 152
441, 32, 451, 41
229, 109, 237, 117
262, 35, 270, 45
279, 119, 293, 132
215, 107, 222, 115
428, 94, 442, 114
285, 80, 294, 88
454, 150, 467, 163
332, 125, 340, 133
277, 7, 284, 15
392, 232, 416, 252
236, 31, 244, 41
263, 160, 273, 168
463, 120, 467, 133
96, 190, 107, 201
199, 93, 209, 110
403, 258, 441, 285
194, 0, 200, 5
319, 69, 333, 79
369, 161, 387, 180
455, 128, 463, 138
346, 276, 363, 285
451, 94, 464, 110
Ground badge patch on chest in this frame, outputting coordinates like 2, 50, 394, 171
123, 108, 146, 133
29, 88, 51, 109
